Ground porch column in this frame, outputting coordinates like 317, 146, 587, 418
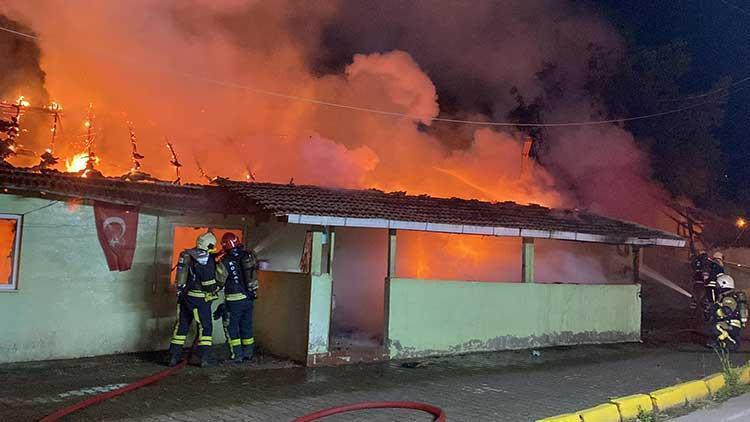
387, 229, 397, 277
522, 237, 534, 283
632, 245, 641, 283
384, 229, 397, 347
308, 231, 332, 356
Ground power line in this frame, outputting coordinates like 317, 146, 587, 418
658, 74, 750, 102
0, 25, 731, 128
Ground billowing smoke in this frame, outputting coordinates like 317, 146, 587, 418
0, 0, 665, 215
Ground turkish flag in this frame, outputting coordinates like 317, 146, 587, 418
94, 202, 139, 271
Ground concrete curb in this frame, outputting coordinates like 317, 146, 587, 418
536, 366, 750, 422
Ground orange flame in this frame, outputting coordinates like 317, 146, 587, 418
66, 153, 99, 173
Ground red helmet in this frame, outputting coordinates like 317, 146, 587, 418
221, 232, 241, 251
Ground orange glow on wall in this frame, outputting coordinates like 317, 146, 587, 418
0, 219, 18, 285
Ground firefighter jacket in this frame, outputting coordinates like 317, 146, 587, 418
218, 247, 258, 302
175, 248, 219, 300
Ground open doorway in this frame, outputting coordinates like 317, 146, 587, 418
169, 226, 244, 287
330, 227, 387, 353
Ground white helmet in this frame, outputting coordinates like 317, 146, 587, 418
717, 273, 735, 289
196, 231, 217, 251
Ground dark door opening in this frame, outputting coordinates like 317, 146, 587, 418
330, 227, 387, 352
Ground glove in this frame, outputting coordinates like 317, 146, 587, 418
248, 280, 259, 299
176, 284, 186, 299
213, 303, 226, 320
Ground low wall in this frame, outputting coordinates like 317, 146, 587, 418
254, 270, 311, 362
387, 278, 641, 359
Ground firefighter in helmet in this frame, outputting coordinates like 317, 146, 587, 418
214, 232, 259, 363
167, 231, 221, 367
705, 251, 727, 303
708, 273, 748, 351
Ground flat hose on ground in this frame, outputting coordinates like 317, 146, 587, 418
292, 401, 447, 421
38, 342, 196, 422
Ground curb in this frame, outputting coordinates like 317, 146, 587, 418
537, 366, 750, 422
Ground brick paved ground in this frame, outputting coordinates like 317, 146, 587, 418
2, 335, 749, 422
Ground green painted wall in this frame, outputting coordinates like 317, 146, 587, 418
308, 273, 332, 354
387, 278, 641, 359
254, 270, 310, 362
0, 194, 251, 363
307, 231, 332, 355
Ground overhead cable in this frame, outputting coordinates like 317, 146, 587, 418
0, 25, 732, 128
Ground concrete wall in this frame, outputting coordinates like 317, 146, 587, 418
0, 194, 250, 363
387, 277, 641, 359
254, 270, 310, 362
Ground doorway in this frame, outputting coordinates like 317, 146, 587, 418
330, 227, 387, 353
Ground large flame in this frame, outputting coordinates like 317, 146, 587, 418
65, 153, 99, 173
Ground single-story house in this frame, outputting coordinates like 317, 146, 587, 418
0, 166, 685, 365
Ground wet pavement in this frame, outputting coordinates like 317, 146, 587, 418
1, 335, 750, 422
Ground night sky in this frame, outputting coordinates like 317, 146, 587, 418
603, 0, 750, 199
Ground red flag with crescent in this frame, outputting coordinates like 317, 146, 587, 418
94, 202, 139, 271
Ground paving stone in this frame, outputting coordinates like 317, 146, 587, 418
1, 343, 749, 422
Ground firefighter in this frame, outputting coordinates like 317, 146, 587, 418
690, 251, 710, 309
705, 251, 727, 303
708, 274, 748, 351
215, 232, 258, 363
167, 232, 220, 367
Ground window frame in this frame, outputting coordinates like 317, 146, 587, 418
0, 213, 22, 291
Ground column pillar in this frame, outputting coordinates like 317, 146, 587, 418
384, 229, 397, 348
522, 237, 534, 283
632, 245, 641, 284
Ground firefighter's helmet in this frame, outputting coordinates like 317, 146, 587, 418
196, 232, 217, 251
221, 232, 241, 251
717, 273, 735, 290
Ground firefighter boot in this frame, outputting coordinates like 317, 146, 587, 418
231, 345, 244, 364
242, 345, 255, 362
167, 344, 182, 367
197, 346, 212, 368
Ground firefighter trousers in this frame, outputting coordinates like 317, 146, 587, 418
171, 295, 213, 354
224, 298, 254, 357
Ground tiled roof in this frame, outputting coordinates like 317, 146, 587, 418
218, 180, 685, 246
0, 167, 684, 246
0, 166, 249, 214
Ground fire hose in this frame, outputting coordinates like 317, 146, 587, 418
38, 345, 447, 422
38, 341, 196, 422
292, 401, 446, 422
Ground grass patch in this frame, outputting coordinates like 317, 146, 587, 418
633, 407, 659, 422
713, 349, 746, 401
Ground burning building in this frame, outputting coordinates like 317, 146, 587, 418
0, 165, 684, 365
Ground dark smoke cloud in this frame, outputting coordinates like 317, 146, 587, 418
0, 15, 47, 102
